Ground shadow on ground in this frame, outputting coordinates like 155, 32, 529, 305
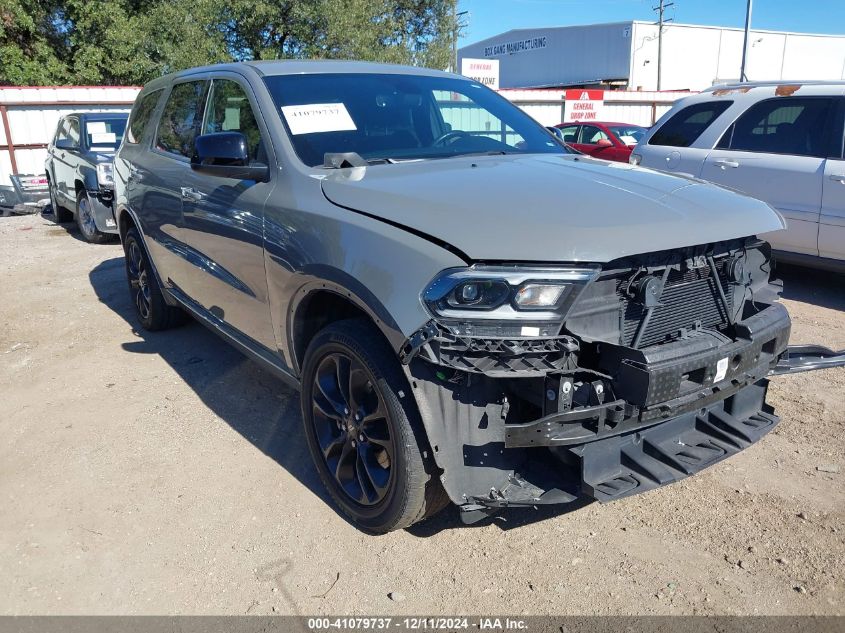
88, 257, 595, 534
777, 263, 845, 312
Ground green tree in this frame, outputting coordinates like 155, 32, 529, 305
0, 0, 458, 86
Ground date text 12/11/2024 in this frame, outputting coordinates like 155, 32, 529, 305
307, 618, 528, 630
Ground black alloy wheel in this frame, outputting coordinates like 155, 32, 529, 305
126, 236, 152, 323
311, 351, 396, 506
301, 319, 448, 532
122, 226, 186, 331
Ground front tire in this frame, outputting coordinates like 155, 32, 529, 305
123, 226, 186, 331
301, 319, 447, 533
76, 190, 112, 244
49, 179, 73, 223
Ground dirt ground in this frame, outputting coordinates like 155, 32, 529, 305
1, 212, 843, 616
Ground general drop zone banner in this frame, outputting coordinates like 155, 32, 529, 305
564, 90, 605, 122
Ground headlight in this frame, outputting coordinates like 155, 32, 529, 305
423, 265, 599, 322
96, 162, 114, 188
629, 153, 642, 166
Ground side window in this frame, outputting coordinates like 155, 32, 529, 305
580, 125, 609, 145
558, 125, 578, 143
127, 89, 163, 145
66, 117, 81, 146
649, 101, 733, 148
203, 79, 265, 163
155, 81, 209, 158
54, 119, 69, 143
716, 97, 835, 158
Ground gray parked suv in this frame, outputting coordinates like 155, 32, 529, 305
113, 61, 844, 533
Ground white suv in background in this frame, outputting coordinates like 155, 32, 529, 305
632, 82, 845, 272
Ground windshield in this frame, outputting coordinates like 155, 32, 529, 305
608, 125, 647, 146
263, 73, 567, 166
84, 118, 127, 150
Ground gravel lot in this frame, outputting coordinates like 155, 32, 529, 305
1, 212, 843, 616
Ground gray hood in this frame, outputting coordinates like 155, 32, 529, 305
321, 154, 785, 263
90, 150, 116, 163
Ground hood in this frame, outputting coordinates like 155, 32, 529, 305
320, 154, 785, 263
89, 150, 116, 163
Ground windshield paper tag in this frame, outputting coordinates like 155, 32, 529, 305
90, 132, 116, 144
87, 121, 107, 134
281, 103, 356, 135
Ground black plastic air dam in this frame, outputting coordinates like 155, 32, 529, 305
558, 379, 777, 503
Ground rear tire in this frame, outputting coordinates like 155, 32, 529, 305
49, 179, 73, 223
301, 319, 448, 533
76, 190, 112, 244
122, 226, 186, 331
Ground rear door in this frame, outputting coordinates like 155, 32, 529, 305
701, 96, 836, 257
177, 74, 277, 351
641, 100, 734, 175
819, 99, 845, 261
142, 79, 211, 287
53, 116, 81, 205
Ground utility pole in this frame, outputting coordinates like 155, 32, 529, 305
653, 0, 674, 91
452, 5, 469, 73
740, 0, 753, 81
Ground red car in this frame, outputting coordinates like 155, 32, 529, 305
554, 121, 648, 163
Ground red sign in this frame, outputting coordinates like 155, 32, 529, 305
564, 89, 605, 122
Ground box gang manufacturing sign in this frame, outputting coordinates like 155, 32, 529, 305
461, 58, 500, 89
564, 90, 605, 122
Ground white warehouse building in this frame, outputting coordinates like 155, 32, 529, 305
458, 21, 845, 91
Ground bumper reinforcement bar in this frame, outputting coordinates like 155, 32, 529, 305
771, 344, 845, 375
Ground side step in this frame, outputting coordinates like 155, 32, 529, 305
571, 381, 779, 503
771, 344, 845, 375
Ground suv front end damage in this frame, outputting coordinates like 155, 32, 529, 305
401, 238, 845, 523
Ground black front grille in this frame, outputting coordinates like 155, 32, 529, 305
619, 261, 732, 348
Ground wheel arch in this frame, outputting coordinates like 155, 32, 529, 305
288, 279, 406, 378
115, 206, 177, 306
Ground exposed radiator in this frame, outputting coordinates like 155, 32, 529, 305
618, 260, 732, 349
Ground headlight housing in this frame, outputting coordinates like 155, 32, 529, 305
96, 162, 114, 188
423, 265, 599, 326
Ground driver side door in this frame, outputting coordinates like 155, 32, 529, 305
53, 116, 81, 206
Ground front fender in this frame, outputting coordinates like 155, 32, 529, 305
76, 164, 99, 193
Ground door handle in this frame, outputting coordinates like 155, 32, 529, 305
829, 174, 845, 184
180, 187, 205, 202
714, 159, 740, 169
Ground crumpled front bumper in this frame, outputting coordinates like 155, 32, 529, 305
88, 190, 118, 234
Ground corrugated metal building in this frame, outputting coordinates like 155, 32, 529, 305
0, 86, 140, 183
458, 21, 845, 91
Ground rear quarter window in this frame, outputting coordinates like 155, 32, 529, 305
126, 89, 163, 145
648, 101, 733, 148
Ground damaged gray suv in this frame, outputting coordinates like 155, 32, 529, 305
114, 61, 845, 533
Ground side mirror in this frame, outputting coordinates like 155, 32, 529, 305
190, 132, 269, 181
55, 138, 78, 151
596, 139, 613, 148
